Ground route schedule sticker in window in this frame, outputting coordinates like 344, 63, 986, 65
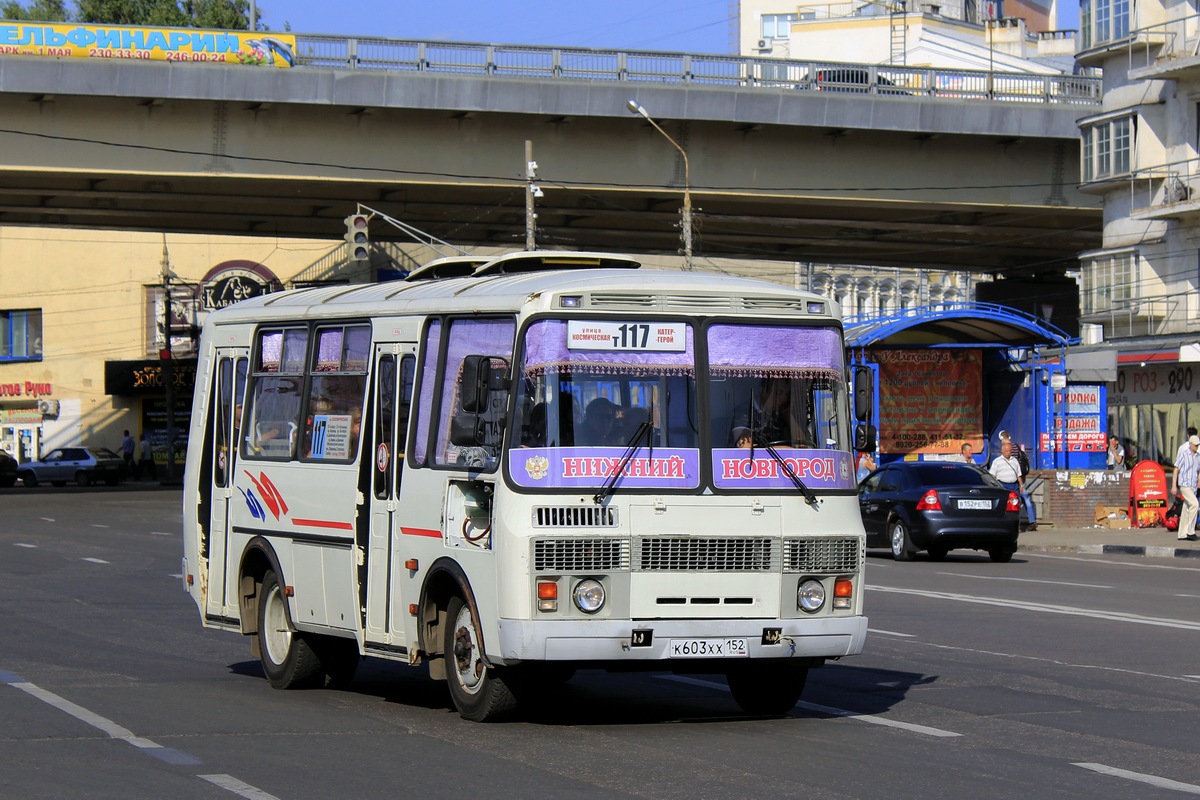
311, 414, 352, 459
567, 321, 686, 352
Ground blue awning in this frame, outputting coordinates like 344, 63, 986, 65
845, 302, 1079, 350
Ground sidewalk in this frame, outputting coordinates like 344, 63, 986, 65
1019, 523, 1200, 559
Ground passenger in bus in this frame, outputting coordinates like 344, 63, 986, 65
581, 397, 620, 446
743, 378, 813, 447
523, 402, 548, 447
731, 426, 753, 448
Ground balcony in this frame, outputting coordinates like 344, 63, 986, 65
1125, 15, 1200, 80
1129, 158, 1200, 220
1081, 291, 1194, 337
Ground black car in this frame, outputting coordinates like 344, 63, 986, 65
809, 68, 909, 95
858, 461, 1020, 562
0, 450, 17, 487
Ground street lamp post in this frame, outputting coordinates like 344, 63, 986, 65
626, 99, 693, 270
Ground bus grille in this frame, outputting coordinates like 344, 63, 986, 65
532, 506, 618, 527
533, 538, 630, 572
633, 537, 777, 571
783, 537, 862, 574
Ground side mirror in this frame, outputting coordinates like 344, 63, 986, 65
458, 355, 510, 413
854, 422, 877, 453
852, 366, 873, 422
459, 355, 491, 413
450, 415, 484, 447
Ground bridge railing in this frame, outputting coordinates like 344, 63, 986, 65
293, 35, 1100, 105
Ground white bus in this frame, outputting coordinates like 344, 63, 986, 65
182, 252, 873, 721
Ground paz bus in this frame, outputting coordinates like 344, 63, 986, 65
181, 251, 873, 721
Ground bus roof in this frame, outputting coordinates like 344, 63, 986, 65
203, 266, 841, 325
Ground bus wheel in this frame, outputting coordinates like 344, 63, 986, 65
726, 663, 808, 716
444, 595, 517, 721
257, 569, 323, 689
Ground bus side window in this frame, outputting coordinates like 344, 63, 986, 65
243, 327, 308, 460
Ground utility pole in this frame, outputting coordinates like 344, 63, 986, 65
525, 140, 540, 250
626, 100, 694, 270
160, 240, 176, 484
249, 0, 257, 31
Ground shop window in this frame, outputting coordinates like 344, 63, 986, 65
0, 309, 43, 362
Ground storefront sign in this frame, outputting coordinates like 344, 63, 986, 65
1109, 364, 1200, 405
875, 349, 983, 455
104, 359, 196, 396
0, 22, 295, 67
1038, 431, 1107, 452
1054, 386, 1101, 415
200, 261, 282, 311
1, 408, 43, 424
0, 381, 53, 397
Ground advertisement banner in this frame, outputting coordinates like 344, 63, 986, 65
0, 22, 295, 67
876, 349, 983, 455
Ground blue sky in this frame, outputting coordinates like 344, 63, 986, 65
260, 0, 736, 54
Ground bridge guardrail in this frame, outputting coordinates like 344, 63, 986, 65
293, 34, 1100, 106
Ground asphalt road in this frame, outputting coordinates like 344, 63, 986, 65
2, 488, 1199, 800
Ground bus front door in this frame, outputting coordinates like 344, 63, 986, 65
206, 349, 248, 621
364, 345, 416, 647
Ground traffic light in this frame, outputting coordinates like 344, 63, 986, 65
344, 213, 369, 261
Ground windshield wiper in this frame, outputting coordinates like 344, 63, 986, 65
593, 404, 654, 506
758, 438, 820, 508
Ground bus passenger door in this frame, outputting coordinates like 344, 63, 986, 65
365, 344, 416, 645
206, 349, 248, 621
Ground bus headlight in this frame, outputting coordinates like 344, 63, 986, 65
572, 579, 606, 614
797, 579, 826, 613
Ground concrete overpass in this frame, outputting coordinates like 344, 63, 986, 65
0, 34, 1102, 272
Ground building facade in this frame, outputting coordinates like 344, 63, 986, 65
1075, 0, 1200, 464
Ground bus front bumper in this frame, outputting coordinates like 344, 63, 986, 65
495, 616, 867, 663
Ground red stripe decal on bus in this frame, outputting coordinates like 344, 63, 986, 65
401, 527, 442, 538
291, 518, 354, 530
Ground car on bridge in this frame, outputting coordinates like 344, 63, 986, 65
807, 68, 909, 95
16, 447, 125, 487
858, 461, 1020, 562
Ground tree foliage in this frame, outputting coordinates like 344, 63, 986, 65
1, 0, 256, 27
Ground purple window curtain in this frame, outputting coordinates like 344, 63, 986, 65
708, 325, 844, 379
434, 318, 517, 465
412, 320, 442, 464
521, 320, 695, 377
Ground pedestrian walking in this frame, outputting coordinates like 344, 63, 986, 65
989, 439, 1036, 530
119, 429, 135, 476
1172, 434, 1200, 541
138, 433, 156, 480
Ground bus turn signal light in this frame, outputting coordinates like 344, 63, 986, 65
834, 578, 852, 609
537, 580, 558, 612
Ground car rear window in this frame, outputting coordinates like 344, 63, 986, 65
911, 464, 991, 486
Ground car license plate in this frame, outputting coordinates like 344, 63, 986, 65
957, 499, 992, 510
668, 638, 749, 658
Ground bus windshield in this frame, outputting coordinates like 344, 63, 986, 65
507, 319, 855, 492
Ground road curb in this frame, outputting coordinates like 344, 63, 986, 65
1046, 544, 1200, 559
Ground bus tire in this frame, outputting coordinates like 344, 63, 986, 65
444, 595, 517, 722
726, 662, 808, 716
257, 569, 323, 689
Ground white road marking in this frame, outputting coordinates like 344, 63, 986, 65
12, 680, 161, 749
91, 524, 110, 529
14, 543, 36, 548
40, 517, 54, 522
199, 775, 282, 800
658, 675, 961, 737
82, 557, 109, 564
872, 585, 1200, 631
935, 572, 1111, 588
1073, 763, 1200, 795
1023, 552, 1200, 572
868, 628, 916, 638
1185, 675, 1200, 680
1177, 594, 1200, 599
151, 531, 174, 536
